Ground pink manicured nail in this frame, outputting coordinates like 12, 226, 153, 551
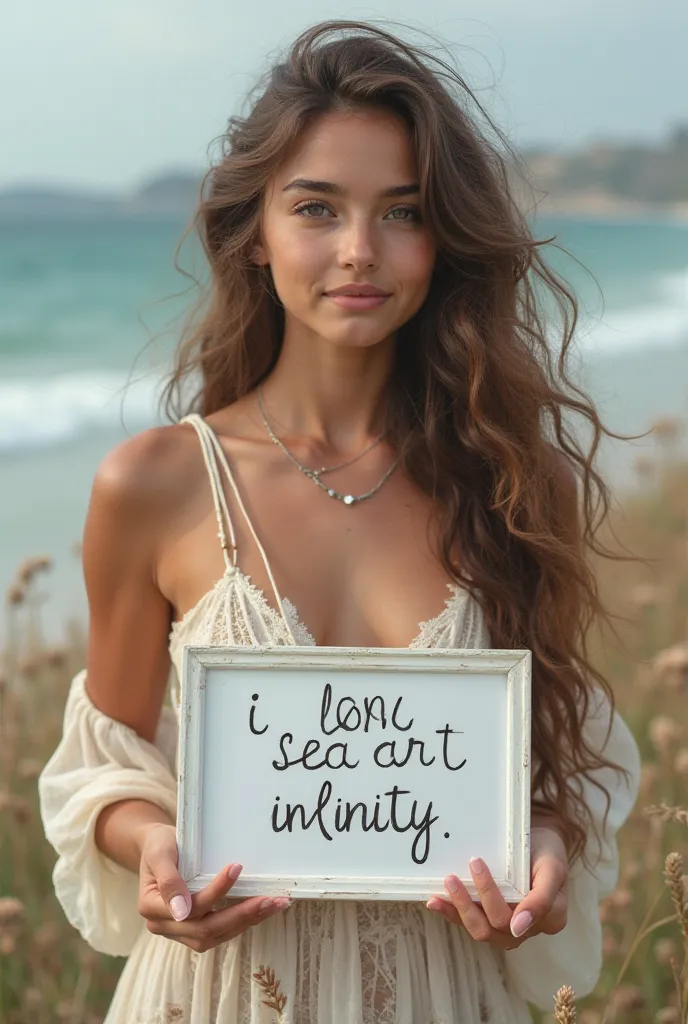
511, 910, 533, 937
170, 895, 190, 921
227, 863, 243, 884
259, 897, 291, 915
444, 874, 460, 894
469, 857, 485, 874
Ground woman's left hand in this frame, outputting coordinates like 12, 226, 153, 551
425, 824, 569, 951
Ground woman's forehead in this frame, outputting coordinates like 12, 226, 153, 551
272, 109, 418, 193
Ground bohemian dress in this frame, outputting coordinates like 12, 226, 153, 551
38, 413, 641, 1024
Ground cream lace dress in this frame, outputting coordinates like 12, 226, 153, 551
38, 414, 641, 1024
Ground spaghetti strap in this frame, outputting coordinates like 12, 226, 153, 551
180, 415, 237, 571
180, 413, 297, 643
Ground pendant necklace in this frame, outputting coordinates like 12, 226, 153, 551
257, 388, 400, 506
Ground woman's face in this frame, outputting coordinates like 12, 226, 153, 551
256, 108, 437, 351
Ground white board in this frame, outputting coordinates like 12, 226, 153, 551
177, 646, 531, 901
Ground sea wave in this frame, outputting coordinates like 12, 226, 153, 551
0, 265, 686, 454
577, 265, 688, 352
0, 371, 161, 453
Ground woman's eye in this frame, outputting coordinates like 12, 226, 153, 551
385, 206, 421, 222
293, 202, 421, 222
294, 201, 332, 218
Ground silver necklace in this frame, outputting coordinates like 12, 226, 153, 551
257, 389, 399, 506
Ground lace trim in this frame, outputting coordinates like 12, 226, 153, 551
170, 570, 474, 655
409, 583, 466, 649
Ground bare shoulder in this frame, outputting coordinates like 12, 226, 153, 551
93, 422, 201, 512
82, 422, 206, 737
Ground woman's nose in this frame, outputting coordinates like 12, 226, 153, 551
337, 219, 379, 270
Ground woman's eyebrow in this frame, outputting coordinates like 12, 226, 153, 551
282, 178, 420, 198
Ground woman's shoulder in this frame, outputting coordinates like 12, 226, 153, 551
88, 421, 209, 548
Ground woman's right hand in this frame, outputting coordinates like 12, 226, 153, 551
136, 823, 291, 952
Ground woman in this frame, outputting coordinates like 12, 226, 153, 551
39, 19, 640, 1024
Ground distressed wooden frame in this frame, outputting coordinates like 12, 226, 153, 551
177, 646, 531, 902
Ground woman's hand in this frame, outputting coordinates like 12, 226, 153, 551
425, 825, 569, 951
136, 823, 291, 952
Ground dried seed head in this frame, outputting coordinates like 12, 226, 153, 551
649, 715, 682, 754
652, 643, 688, 691
653, 937, 677, 964
5, 583, 25, 606
16, 655, 42, 680
650, 416, 683, 443
674, 748, 688, 776
645, 803, 688, 827
0, 792, 31, 823
23, 988, 44, 1011
611, 984, 645, 1012
43, 645, 68, 669
0, 897, 25, 924
15, 555, 53, 585
655, 1009, 681, 1024
553, 984, 576, 1023
0, 934, 16, 956
622, 859, 642, 882
608, 887, 632, 910
663, 852, 687, 935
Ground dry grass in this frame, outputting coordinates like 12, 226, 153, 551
1, 420, 687, 1023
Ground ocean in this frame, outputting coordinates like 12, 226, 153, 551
1, 213, 686, 641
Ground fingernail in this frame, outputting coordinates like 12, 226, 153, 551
170, 895, 190, 921
444, 874, 460, 894
510, 910, 533, 937
227, 863, 242, 884
469, 857, 485, 874
259, 897, 291, 915
426, 898, 443, 911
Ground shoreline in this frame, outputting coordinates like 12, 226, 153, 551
525, 193, 688, 225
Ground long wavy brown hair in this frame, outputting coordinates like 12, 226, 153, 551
161, 19, 636, 861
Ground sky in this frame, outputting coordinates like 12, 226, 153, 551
1, 0, 686, 192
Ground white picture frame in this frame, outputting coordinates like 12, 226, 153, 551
177, 645, 531, 902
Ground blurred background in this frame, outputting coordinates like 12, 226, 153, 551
1, 4, 688, 1023
0, 0, 687, 641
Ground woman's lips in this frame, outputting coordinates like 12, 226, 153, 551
325, 294, 390, 310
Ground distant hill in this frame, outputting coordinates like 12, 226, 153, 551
0, 170, 202, 221
516, 123, 688, 219
1, 124, 687, 220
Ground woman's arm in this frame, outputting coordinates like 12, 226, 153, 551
70, 426, 289, 948
83, 429, 181, 868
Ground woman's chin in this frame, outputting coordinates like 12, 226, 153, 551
314, 325, 397, 351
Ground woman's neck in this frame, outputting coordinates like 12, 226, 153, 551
259, 329, 395, 450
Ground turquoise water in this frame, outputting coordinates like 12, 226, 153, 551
0, 213, 686, 639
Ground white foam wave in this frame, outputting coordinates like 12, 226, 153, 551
577, 265, 688, 353
1, 265, 686, 454
0, 371, 161, 453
